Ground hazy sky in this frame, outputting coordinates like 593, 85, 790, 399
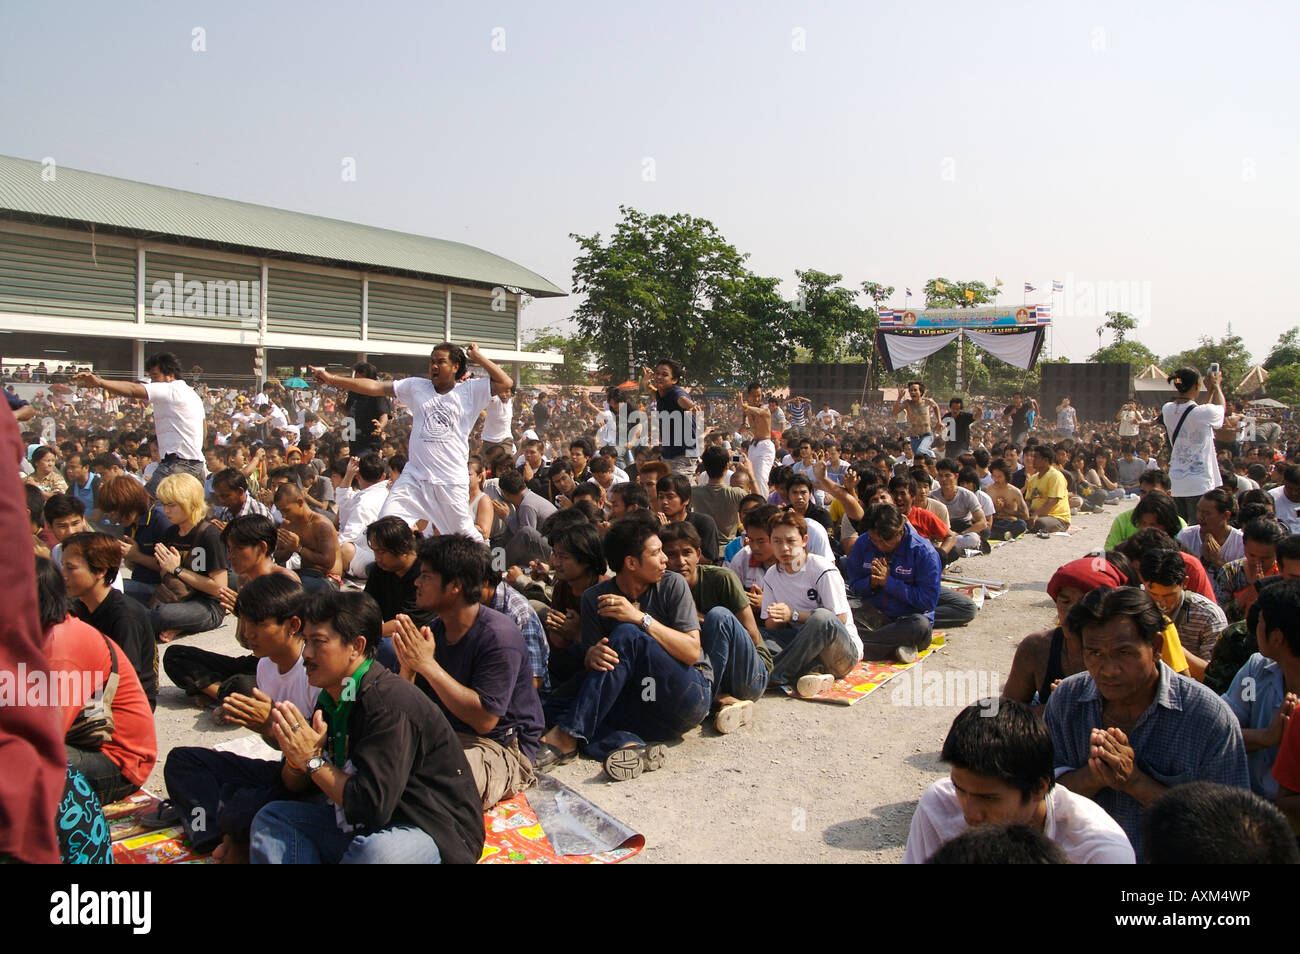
2, 1, 1296, 370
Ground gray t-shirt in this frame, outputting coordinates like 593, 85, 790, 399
580, 571, 712, 681
937, 486, 983, 528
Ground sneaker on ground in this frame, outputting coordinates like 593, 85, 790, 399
796, 672, 836, 697
894, 645, 919, 664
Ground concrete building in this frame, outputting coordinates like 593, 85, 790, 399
0, 155, 564, 383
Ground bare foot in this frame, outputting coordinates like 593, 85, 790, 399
211, 835, 249, 864
539, 727, 578, 756
157, 629, 182, 644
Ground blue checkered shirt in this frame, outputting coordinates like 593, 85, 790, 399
492, 581, 549, 694
1045, 661, 1249, 861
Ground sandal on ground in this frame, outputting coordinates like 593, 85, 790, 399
533, 741, 579, 774
139, 799, 181, 831
713, 699, 756, 735
795, 672, 835, 697
603, 743, 666, 782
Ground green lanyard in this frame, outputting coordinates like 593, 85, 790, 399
316, 658, 372, 767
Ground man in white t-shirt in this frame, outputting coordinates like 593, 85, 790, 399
311, 342, 512, 537
1269, 465, 1300, 534
903, 700, 1135, 864
74, 351, 206, 495
760, 510, 862, 697
481, 391, 515, 456
1161, 366, 1225, 525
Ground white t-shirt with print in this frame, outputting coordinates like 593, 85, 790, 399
761, 553, 861, 658
1162, 400, 1224, 497
144, 379, 205, 460
392, 376, 491, 485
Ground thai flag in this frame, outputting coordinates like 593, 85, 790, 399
905, 288, 912, 297
1052, 280, 1064, 293
1033, 305, 1052, 324
1024, 282, 1036, 293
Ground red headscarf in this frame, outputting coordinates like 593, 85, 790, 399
1047, 557, 1127, 601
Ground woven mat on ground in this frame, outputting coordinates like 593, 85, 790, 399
780, 632, 948, 706
105, 773, 643, 865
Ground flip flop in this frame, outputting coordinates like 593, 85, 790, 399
139, 799, 181, 831
603, 743, 666, 782
713, 699, 755, 734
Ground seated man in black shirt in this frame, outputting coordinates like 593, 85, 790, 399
656, 473, 720, 564
536, 513, 713, 781
62, 532, 157, 709
361, 516, 428, 674
391, 535, 545, 809
249, 590, 485, 864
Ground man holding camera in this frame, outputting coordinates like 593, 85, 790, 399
1161, 366, 1225, 526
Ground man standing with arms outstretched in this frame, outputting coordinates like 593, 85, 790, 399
738, 382, 775, 497
311, 343, 512, 537
74, 352, 205, 496
897, 381, 941, 458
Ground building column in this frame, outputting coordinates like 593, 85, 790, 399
132, 339, 145, 379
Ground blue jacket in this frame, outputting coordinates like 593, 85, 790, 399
846, 522, 941, 622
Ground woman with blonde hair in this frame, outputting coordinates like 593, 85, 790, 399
149, 473, 230, 643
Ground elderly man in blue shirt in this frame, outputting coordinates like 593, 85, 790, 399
1045, 586, 1250, 862
845, 503, 942, 664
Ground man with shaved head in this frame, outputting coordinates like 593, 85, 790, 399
273, 483, 339, 593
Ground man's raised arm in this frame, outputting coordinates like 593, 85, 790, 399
72, 371, 147, 400
310, 366, 394, 398
467, 343, 514, 399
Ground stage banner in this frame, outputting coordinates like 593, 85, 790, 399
875, 325, 1045, 372
879, 304, 1051, 329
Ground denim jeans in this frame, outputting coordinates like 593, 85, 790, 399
146, 456, 205, 497
953, 531, 982, 551
150, 597, 225, 639
935, 589, 977, 628
122, 577, 157, 605
909, 434, 934, 457
851, 603, 933, 661
765, 608, 861, 687
67, 746, 137, 805
250, 797, 443, 864
164, 747, 288, 853
554, 624, 712, 760
699, 606, 768, 703
990, 516, 1027, 538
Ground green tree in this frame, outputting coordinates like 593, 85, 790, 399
924, 278, 999, 309
1265, 364, 1300, 405
1162, 334, 1253, 397
789, 270, 872, 363
1101, 311, 1139, 343
1090, 340, 1159, 368
1265, 327, 1300, 370
569, 206, 790, 388
519, 327, 592, 388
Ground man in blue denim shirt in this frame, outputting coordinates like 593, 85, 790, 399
1045, 586, 1249, 861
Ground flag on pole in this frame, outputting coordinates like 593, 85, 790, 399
1024, 282, 1036, 293
935, 281, 947, 293
993, 276, 1004, 288
1052, 279, 1063, 293
905, 288, 912, 298
964, 289, 976, 302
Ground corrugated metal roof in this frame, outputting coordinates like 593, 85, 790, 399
0, 154, 566, 298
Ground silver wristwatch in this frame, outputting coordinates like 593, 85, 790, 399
639, 613, 653, 632
305, 755, 326, 775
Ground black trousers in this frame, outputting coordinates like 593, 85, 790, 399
67, 746, 137, 805
164, 747, 291, 853
163, 645, 257, 698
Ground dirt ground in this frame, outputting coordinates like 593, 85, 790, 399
145, 502, 1126, 863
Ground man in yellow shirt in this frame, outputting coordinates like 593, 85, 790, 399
1024, 443, 1071, 534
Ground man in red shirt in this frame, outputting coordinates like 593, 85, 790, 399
889, 476, 957, 563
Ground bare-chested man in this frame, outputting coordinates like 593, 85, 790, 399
1215, 401, 1244, 456
738, 382, 775, 497
897, 381, 941, 458
986, 458, 1031, 539
272, 483, 339, 593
